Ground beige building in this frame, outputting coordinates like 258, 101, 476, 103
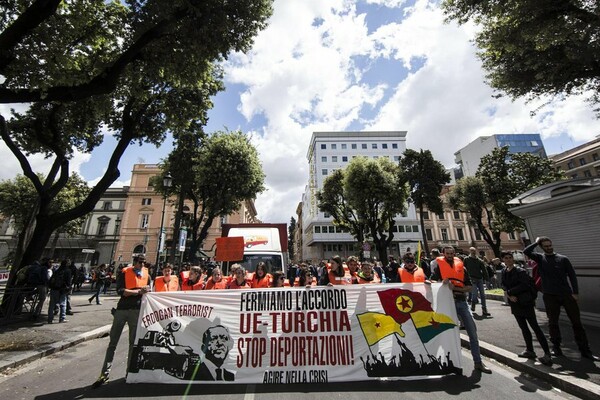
551, 136, 600, 180
113, 164, 257, 266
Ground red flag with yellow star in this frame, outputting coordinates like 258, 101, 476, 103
377, 288, 433, 325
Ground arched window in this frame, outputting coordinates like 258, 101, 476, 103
133, 244, 146, 255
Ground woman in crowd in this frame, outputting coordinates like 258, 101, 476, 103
271, 271, 286, 288
181, 266, 203, 290
154, 264, 180, 292
356, 262, 380, 284
295, 264, 317, 287
250, 262, 272, 288
204, 267, 228, 290
228, 265, 251, 289
319, 255, 352, 286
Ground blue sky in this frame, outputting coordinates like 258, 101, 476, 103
0, 0, 597, 224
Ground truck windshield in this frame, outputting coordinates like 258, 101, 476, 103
240, 254, 283, 273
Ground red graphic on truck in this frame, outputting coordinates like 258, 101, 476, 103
244, 235, 269, 248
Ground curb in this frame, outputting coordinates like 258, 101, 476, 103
461, 334, 600, 400
0, 324, 111, 374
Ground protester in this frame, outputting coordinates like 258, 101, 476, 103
319, 255, 352, 286
182, 266, 204, 290
92, 255, 151, 388
47, 260, 72, 324
500, 251, 552, 366
204, 267, 228, 290
154, 264, 180, 292
271, 271, 286, 288
398, 255, 426, 283
384, 255, 400, 283
250, 262, 272, 288
524, 237, 598, 360
464, 247, 490, 316
431, 246, 491, 373
356, 262, 380, 284
88, 264, 106, 305
228, 265, 251, 289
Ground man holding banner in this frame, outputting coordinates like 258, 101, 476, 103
431, 246, 491, 374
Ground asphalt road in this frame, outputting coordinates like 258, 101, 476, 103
0, 330, 575, 400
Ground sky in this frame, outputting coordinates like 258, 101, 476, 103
1, 0, 598, 224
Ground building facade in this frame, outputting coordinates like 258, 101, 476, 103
301, 131, 422, 262
550, 136, 600, 180
454, 133, 547, 178
113, 164, 258, 266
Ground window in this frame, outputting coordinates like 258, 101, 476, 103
322, 169, 328, 175
412, 225, 419, 232
322, 226, 328, 233
314, 226, 321, 233
133, 244, 146, 254
342, 156, 348, 162
328, 226, 335, 233
579, 158, 586, 166
382, 143, 388, 149
474, 228, 482, 241
142, 198, 152, 206
508, 231, 516, 240
437, 212, 445, 220
394, 156, 400, 161
332, 144, 337, 150
392, 143, 398, 149
352, 143, 357, 149
341, 144, 347, 149
441, 228, 449, 241
332, 156, 338, 162
321, 156, 327, 162
324, 212, 330, 218
398, 225, 405, 232
362, 143, 367, 149
374, 156, 379, 159
114, 218, 121, 235
321, 144, 326, 149
336, 226, 342, 233
103, 201, 111, 210
140, 214, 150, 229
372, 143, 377, 149
453, 210, 460, 219
422, 211, 429, 220
530, 140, 539, 146
567, 160, 575, 169
456, 228, 464, 241
584, 170, 592, 177
593, 153, 599, 161
405, 225, 412, 232
425, 229, 433, 241
392, 225, 398, 232
97, 221, 108, 237
571, 173, 578, 179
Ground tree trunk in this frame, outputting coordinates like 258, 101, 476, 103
419, 204, 430, 257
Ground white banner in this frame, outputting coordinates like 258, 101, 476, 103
127, 283, 462, 384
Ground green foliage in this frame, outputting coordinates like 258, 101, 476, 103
448, 147, 564, 255
443, 0, 600, 115
0, 173, 91, 236
317, 156, 409, 260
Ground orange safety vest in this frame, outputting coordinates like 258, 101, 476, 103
356, 273, 381, 284
180, 270, 189, 282
328, 268, 353, 285
398, 267, 425, 283
250, 273, 272, 288
154, 276, 180, 292
204, 277, 228, 290
436, 256, 465, 287
228, 279, 251, 289
123, 266, 149, 289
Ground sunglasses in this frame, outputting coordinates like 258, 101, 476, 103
278, 277, 285, 281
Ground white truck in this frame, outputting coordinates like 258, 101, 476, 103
221, 223, 289, 274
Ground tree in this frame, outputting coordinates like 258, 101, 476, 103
448, 147, 564, 256
442, 1, 600, 115
398, 149, 451, 256
157, 130, 265, 263
288, 216, 296, 262
317, 157, 409, 261
0, 1, 272, 275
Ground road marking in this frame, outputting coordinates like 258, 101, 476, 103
245, 384, 256, 400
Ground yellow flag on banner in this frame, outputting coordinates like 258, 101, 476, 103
357, 312, 405, 346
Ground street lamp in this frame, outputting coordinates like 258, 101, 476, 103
154, 173, 172, 277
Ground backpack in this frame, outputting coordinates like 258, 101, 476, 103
531, 263, 542, 292
15, 265, 32, 286
49, 268, 66, 290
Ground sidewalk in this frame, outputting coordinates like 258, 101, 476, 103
1, 291, 599, 399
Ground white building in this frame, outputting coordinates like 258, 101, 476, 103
454, 133, 546, 178
301, 131, 422, 262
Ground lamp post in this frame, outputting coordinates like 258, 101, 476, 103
154, 173, 172, 277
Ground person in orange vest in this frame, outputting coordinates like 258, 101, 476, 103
294, 264, 317, 287
431, 246, 491, 374
154, 264, 180, 292
271, 271, 286, 288
356, 262, 381, 284
398, 255, 426, 283
181, 266, 204, 291
204, 267, 228, 290
250, 262, 272, 288
319, 255, 353, 286
346, 256, 360, 282
228, 265, 251, 289
93, 255, 151, 388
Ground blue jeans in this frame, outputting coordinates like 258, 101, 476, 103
100, 308, 140, 376
89, 283, 102, 304
47, 289, 67, 322
469, 278, 487, 309
455, 299, 481, 363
